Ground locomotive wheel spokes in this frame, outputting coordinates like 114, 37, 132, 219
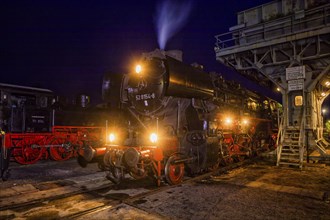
13, 138, 43, 165
165, 154, 185, 185
49, 138, 73, 161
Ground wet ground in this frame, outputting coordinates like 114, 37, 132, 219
0, 158, 329, 220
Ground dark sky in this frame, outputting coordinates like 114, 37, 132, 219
1, 0, 280, 104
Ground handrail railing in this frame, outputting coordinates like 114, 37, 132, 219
215, 4, 330, 51
0, 129, 7, 160
298, 109, 305, 168
276, 109, 284, 166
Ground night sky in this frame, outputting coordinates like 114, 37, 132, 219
1, 0, 287, 104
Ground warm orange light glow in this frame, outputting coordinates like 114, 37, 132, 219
135, 64, 142, 74
109, 133, 115, 142
225, 117, 232, 125
242, 119, 249, 125
149, 133, 158, 143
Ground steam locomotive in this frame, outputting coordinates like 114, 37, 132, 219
79, 49, 280, 186
0, 83, 109, 180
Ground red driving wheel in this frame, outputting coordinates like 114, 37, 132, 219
13, 137, 43, 165
49, 138, 73, 161
165, 154, 185, 185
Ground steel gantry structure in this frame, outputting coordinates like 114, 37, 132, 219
215, 0, 330, 168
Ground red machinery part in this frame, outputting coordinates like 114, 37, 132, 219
48, 137, 73, 161
4, 126, 105, 165
10, 134, 48, 165
151, 147, 164, 162
165, 154, 185, 185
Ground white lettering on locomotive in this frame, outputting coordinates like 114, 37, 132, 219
135, 93, 155, 101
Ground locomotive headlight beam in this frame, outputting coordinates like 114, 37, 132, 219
225, 117, 232, 125
135, 64, 142, 74
109, 133, 116, 143
242, 119, 249, 125
149, 132, 158, 143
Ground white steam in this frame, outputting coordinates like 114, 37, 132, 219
155, 0, 193, 50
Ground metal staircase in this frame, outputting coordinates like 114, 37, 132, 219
277, 109, 305, 169
277, 127, 303, 168
214, 1, 330, 166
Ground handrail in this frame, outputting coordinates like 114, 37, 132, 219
276, 114, 282, 147
276, 108, 284, 166
298, 109, 305, 168
215, 4, 330, 51
1, 129, 7, 160
298, 88, 306, 169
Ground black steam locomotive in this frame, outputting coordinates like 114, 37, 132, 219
80, 49, 280, 186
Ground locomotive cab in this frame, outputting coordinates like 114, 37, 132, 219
0, 83, 54, 180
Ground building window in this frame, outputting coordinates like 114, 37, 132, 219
294, 96, 303, 106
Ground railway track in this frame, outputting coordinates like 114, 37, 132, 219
0, 159, 254, 219
64, 164, 244, 220
2, 157, 329, 220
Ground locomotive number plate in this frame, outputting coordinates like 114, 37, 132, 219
136, 93, 155, 101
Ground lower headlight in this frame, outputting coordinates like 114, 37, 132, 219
109, 133, 116, 143
149, 133, 158, 143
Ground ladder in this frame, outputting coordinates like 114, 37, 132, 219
277, 114, 305, 169
277, 127, 302, 168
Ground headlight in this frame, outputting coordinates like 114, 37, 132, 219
149, 133, 158, 143
109, 133, 116, 143
225, 117, 232, 125
135, 64, 142, 74
242, 119, 249, 125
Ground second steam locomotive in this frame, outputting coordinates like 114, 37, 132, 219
0, 83, 111, 180
80, 49, 280, 186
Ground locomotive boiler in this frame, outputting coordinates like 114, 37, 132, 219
85, 49, 279, 186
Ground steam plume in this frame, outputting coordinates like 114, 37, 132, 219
155, 0, 193, 50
